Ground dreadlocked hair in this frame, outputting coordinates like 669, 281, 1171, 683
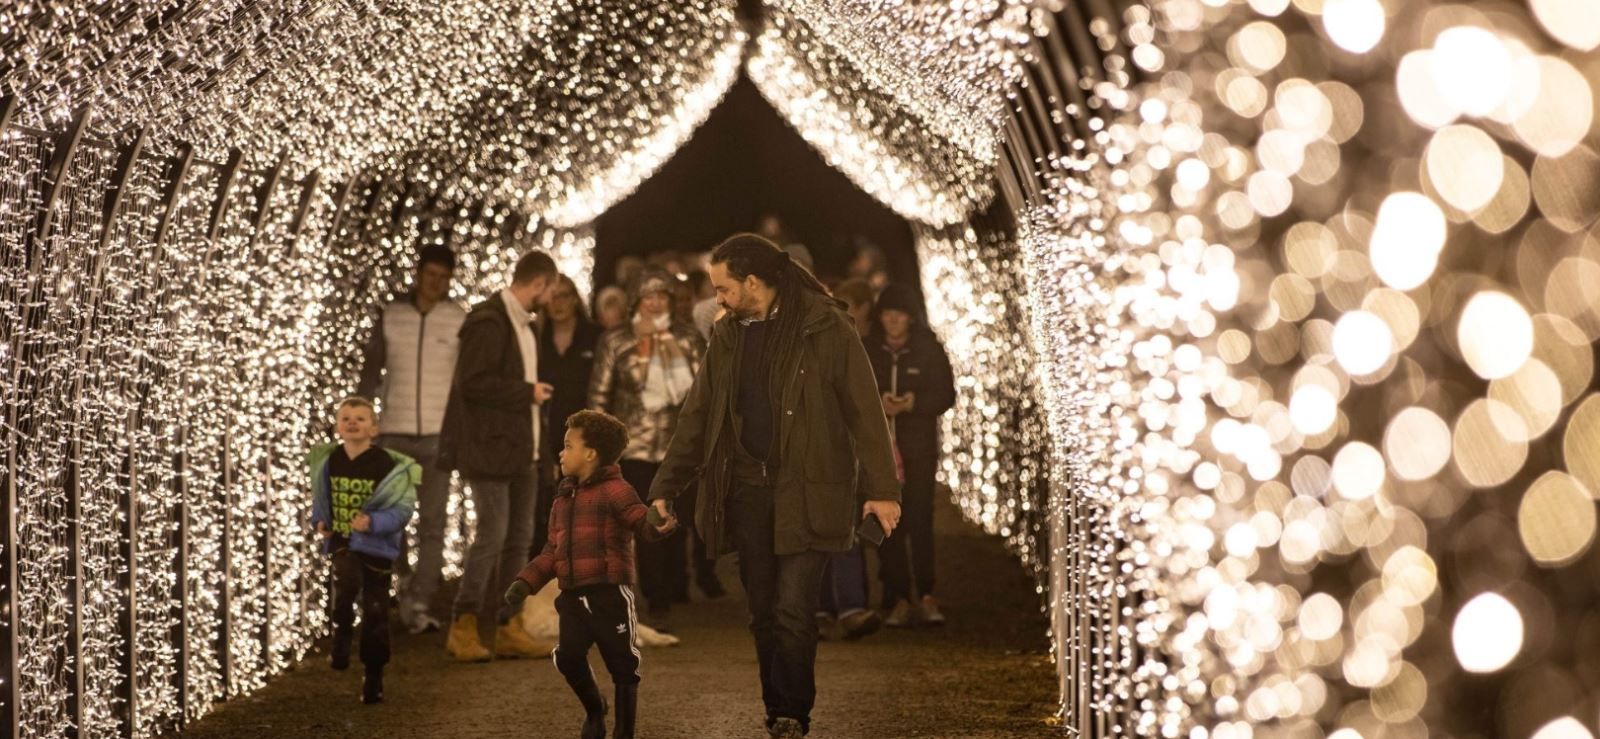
711, 233, 835, 406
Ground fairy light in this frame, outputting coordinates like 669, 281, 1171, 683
8, 1, 1600, 737
747, 4, 996, 226
914, 222, 1051, 564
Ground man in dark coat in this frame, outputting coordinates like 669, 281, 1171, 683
648, 234, 901, 739
438, 249, 558, 663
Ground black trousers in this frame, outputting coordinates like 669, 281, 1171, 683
727, 482, 829, 732
620, 460, 687, 609
880, 455, 936, 604
331, 549, 393, 667
553, 584, 643, 686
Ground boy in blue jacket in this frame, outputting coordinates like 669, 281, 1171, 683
309, 396, 419, 704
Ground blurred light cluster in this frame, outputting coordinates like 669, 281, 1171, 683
914, 221, 1052, 568
413, 1, 746, 225
748, 1, 999, 225
1069, 0, 1600, 736
0, 1, 731, 734
778, 0, 1030, 173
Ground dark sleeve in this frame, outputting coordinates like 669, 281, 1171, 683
356, 309, 387, 400
833, 325, 899, 502
648, 339, 717, 502
917, 338, 956, 418
456, 317, 534, 408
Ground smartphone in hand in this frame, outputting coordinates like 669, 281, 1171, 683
857, 512, 887, 546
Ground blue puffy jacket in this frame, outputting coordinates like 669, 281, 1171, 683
307, 443, 420, 561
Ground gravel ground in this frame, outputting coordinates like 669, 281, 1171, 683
162, 497, 1059, 738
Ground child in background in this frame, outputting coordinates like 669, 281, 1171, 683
309, 396, 419, 704
504, 410, 677, 739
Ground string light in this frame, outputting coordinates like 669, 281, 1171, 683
7, 0, 1600, 737
747, 3, 997, 226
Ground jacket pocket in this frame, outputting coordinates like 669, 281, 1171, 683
803, 479, 856, 538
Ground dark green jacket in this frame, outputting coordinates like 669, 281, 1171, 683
648, 289, 900, 557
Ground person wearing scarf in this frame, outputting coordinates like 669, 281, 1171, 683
588, 267, 706, 629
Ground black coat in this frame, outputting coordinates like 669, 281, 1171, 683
865, 328, 955, 465
538, 316, 601, 459
439, 292, 536, 479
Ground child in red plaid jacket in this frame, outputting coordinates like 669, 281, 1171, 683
504, 410, 676, 739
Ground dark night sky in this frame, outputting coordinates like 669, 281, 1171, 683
592, 76, 917, 289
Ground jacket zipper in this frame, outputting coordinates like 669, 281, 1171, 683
415, 306, 427, 436
565, 489, 578, 586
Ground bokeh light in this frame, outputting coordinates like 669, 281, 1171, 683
1453, 593, 1523, 673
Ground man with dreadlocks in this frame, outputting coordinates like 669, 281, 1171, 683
648, 233, 901, 738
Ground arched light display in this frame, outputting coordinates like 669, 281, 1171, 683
7, 0, 1600, 738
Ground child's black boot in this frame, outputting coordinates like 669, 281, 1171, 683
330, 627, 353, 670
361, 665, 384, 704
613, 684, 638, 739
568, 674, 609, 739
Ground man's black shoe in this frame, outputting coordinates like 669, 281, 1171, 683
768, 717, 804, 738
644, 602, 673, 634
696, 572, 726, 600
361, 666, 383, 705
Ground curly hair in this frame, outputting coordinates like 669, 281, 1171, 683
565, 409, 628, 466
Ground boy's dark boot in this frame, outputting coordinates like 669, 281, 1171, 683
565, 673, 609, 739
361, 665, 384, 705
330, 627, 353, 670
613, 684, 638, 739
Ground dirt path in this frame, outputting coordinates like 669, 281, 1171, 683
163, 498, 1058, 738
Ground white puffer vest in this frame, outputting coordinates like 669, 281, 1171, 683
379, 299, 466, 436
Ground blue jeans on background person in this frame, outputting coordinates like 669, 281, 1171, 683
818, 546, 868, 618
379, 434, 450, 623
452, 463, 538, 624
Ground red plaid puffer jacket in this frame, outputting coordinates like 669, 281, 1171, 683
516, 465, 664, 593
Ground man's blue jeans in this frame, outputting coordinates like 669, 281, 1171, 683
728, 482, 829, 733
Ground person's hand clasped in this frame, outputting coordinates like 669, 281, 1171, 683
533, 382, 555, 404
862, 500, 901, 536
351, 513, 372, 532
504, 579, 532, 608
648, 499, 680, 534
881, 392, 902, 417
315, 520, 332, 538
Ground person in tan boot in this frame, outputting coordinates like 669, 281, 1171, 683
438, 251, 560, 662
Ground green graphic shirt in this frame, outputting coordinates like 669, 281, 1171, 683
327, 445, 397, 537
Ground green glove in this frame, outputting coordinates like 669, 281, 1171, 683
504, 579, 532, 608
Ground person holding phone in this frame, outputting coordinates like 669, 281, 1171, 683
868, 283, 956, 628
647, 234, 901, 739
437, 250, 559, 663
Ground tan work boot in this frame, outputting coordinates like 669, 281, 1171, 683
445, 614, 492, 663
494, 612, 555, 658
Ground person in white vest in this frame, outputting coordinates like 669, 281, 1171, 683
357, 245, 467, 634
